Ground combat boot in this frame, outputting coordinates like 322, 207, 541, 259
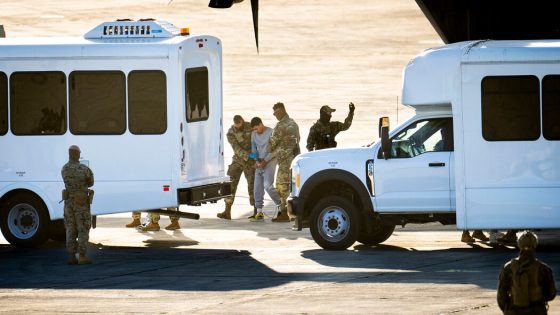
125, 218, 141, 228
461, 231, 475, 243
217, 204, 232, 220
272, 211, 290, 222
165, 221, 181, 230
78, 254, 92, 265
472, 230, 489, 242
498, 230, 517, 244
140, 222, 160, 232
67, 253, 78, 265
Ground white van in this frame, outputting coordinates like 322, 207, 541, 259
289, 40, 560, 250
0, 20, 230, 247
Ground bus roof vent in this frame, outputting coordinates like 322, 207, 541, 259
84, 19, 180, 39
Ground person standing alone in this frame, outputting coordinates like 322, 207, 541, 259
497, 230, 556, 314
61, 145, 94, 265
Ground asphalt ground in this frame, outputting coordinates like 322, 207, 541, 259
1, 200, 559, 315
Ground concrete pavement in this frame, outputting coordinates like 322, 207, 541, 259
1, 202, 559, 314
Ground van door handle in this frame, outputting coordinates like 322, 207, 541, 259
429, 162, 445, 167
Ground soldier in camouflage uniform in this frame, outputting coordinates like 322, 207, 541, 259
306, 103, 355, 151
217, 115, 256, 220
61, 145, 94, 265
269, 102, 300, 222
497, 231, 556, 315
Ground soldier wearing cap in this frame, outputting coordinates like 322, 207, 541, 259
61, 145, 94, 265
217, 115, 257, 220
497, 230, 556, 314
306, 103, 355, 151
269, 102, 300, 222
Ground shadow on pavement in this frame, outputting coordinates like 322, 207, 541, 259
1, 241, 559, 292
301, 244, 560, 291
97, 216, 308, 241
0, 242, 287, 291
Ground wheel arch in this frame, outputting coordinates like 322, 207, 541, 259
0, 186, 55, 221
299, 169, 373, 220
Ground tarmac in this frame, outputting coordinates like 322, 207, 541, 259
1, 202, 559, 314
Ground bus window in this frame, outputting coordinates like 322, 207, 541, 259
10, 71, 67, 136
481, 76, 540, 141
70, 71, 126, 135
542, 75, 560, 140
128, 70, 167, 134
0, 72, 7, 135
185, 67, 209, 122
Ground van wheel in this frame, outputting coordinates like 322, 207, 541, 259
310, 196, 360, 250
357, 224, 395, 245
0, 193, 50, 247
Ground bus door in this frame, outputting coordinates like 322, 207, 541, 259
182, 65, 222, 182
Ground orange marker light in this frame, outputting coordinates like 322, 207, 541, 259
180, 27, 190, 36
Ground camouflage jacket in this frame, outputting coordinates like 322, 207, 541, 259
306, 111, 353, 151
61, 161, 94, 193
227, 122, 253, 164
269, 115, 300, 163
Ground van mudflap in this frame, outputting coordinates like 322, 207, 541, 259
177, 182, 232, 206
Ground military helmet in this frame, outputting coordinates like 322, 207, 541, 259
320, 105, 336, 114
69, 145, 81, 153
517, 230, 538, 249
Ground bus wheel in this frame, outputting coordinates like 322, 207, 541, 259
0, 193, 50, 247
310, 196, 360, 250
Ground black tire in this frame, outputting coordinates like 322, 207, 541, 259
0, 193, 50, 247
49, 219, 66, 242
357, 223, 395, 245
310, 196, 360, 250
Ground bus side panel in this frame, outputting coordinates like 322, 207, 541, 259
460, 63, 560, 229
1, 58, 177, 218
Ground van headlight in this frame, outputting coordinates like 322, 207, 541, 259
291, 162, 301, 197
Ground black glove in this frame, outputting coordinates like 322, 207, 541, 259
349, 102, 355, 113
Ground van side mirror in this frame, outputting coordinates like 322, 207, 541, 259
378, 117, 387, 138
379, 117, 391, 159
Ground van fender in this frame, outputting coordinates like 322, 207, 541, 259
299, 169, 374, 217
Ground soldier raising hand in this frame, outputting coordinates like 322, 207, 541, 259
306, 102, 355, 151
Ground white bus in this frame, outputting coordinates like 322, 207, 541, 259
0, 20, 231, 247
289, 40, 560, 249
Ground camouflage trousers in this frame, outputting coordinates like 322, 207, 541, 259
224, 159, 255, 207
64, 199, 91, 255
132, 210, 178, 223
276, 157, 293, 213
